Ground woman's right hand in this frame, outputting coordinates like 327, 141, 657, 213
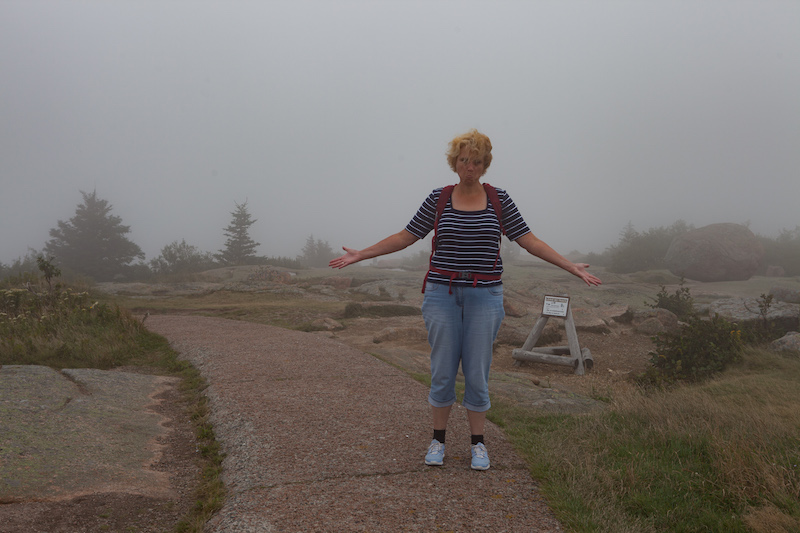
329, 247, 361, 269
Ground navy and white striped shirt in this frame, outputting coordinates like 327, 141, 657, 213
406, 186, 531, 287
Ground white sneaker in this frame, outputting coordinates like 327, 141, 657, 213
470, 442, 490, 470
425, 439, 445, 466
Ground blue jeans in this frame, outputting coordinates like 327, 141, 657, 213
421, 282, 505, 412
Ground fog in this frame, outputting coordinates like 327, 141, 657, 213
1, 1, 798, 267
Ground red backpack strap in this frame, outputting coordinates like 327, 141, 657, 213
422, 185, 455, 293
482, 183, 505, 235
483, 183, 504, 269
433, 185, 455, 252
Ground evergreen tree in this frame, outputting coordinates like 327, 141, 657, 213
298, 235, 336, 267
45, 190, 144, 281
216, 201, 260, 265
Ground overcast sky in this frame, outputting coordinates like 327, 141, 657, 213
1, 0, 798, 266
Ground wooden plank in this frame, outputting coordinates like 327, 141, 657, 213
520, 316, 550, 351
564, 307, 584, 375
581, 347, 593, 371
522, 345, 571, 355
512, 349, 578, 369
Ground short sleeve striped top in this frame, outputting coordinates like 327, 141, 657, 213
405, 185, 531, 287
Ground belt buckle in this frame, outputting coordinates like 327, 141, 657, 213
457, 272, 473, 280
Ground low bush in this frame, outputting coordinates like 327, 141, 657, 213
643, 314, 744, 384
645, 277, 696, 319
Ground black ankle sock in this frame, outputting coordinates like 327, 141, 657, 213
433, 429, 446, 443
471, 434, 484, 446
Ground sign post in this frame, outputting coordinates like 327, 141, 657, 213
512, 295, 592, 375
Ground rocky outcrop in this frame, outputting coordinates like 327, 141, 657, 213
570, 308, 611, 334
496, 321, 562, 347
631, 308, 679, 335
709, 298, 800, 330
372, 326, 428, 344
664, 223, 764, 282
771, 332, 800, 353
353, 280, 413, 300
248, 265, 292, 283
321, 276, 353, 290
595, 305, 634, 325
496, 323, 530, 346
503, 298, 528, 318
311, 318, 344, 331
769, 286, 800, 304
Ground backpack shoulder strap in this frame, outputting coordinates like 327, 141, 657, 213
423, 185, 456, 293
435, 185, 455, 224
433, 185, 455, 247
483, 183, 505, 235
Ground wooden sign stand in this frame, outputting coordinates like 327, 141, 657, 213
512, 295, 593, 375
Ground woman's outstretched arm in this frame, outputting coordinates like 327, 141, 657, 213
515, 232, 601, 286
329, 229, 419, 269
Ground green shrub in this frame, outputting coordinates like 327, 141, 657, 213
646, 277, 696, 319
642, 314, 744, 384
737, 293, 793, 345
0, 285, 148, 369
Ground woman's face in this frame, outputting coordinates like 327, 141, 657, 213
455, 146, 485, 183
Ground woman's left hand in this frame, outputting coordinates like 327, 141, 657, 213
572, 263, 602, 286
329, 247, 361, 269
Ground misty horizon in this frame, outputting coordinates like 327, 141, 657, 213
2, 1, 798, 266
3, 186, 795, 268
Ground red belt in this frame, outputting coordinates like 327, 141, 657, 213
422, 267, 502, 294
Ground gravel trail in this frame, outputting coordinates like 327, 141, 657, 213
147, 314, 563, 532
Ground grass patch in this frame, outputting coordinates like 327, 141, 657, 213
1, 281, 224, 532
488, 347, 800, 533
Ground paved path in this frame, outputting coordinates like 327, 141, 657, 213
147, 315, 563, 532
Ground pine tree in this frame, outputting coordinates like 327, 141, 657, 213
298, 235, 336, 267
44, 190, 144, 281
216, 201, 260, 265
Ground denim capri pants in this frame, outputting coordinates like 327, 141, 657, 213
421, 281, 505, 412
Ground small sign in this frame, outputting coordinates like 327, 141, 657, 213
542, 295, 570, 317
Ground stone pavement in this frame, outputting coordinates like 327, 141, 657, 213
147, 315, 564, 532
0, 365, 178, 502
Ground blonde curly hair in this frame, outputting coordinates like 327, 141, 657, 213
446, 129, 492, 176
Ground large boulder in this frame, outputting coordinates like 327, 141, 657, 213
664, 223, 763, 282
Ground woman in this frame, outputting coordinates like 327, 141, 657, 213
329, 129, 601, 470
